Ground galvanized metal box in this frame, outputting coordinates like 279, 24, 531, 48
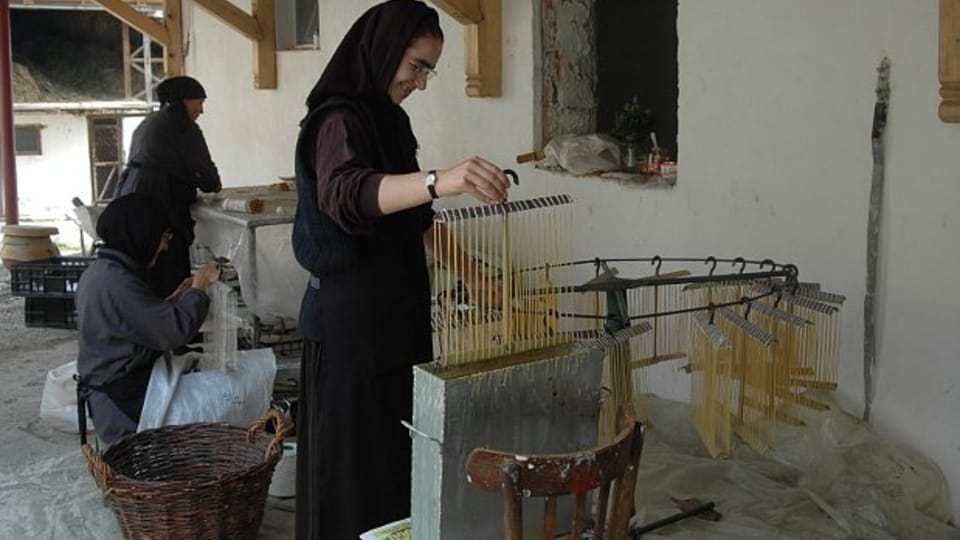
411, 343, 604, 539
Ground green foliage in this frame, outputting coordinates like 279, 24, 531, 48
612, 96, 656, 145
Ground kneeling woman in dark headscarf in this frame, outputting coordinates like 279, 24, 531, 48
76, 193, 221, 444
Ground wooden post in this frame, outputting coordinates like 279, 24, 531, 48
940, 0, 960, 121
252, 0, 277, 89
464, 0, 501, 97
430, 0, 502, 97
164, 0, 184, 77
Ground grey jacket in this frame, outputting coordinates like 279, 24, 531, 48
76, 248, 210, 443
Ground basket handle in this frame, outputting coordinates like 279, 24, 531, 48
247, 408, 286, 461
83, 443, 113, 491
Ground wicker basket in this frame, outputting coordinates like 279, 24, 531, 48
83, 410, 285, 540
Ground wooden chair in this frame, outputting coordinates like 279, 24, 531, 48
464, 408, 645, 540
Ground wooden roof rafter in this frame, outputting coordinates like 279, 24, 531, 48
192, 0, 275, 88
93, 0, 276, 89
431, 0, 501, 97
8, 0, 162, 8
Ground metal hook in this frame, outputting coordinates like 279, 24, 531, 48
774, 287, 784, 309
733, 257, 747, 274
651, 255, 663, 275
503, 169, 520, 186
741, 297, 752, 320
784, 264, 800, 294
708, 303, 716, 325
705, 256, 717, 276
758, 258, 776, 286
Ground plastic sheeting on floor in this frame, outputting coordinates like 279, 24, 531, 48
632, 395, 956, 539
0, 448, 295, 539
0, 395, 954, 539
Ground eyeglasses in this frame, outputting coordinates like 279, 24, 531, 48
162, 230, 174, 242
408, 59, 438, 81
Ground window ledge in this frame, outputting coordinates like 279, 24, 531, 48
535, 165, 677, 189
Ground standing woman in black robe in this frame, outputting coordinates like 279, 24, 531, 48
116, 76, 222, 298
292, 1, 511, 537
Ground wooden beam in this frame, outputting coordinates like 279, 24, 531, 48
430, 0, 501, 98
431, 0, 482, 24
192, 0, 276, 89
940, 0, 960, 121
193, 0, 262, 40
463, 0, 501, 97
252, 0, 276, 89
163, 0, 183, 76
10, 0, 163, 6
94, 0, 170, 47
97, 0, 274, 89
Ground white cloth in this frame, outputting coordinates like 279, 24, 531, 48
39, 360, 93, 433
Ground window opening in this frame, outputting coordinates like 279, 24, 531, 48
276, 0, 319, 50
14, 125, 42, 156
597, 0, 678, 159
88, 116, 124, 203
538, 0, 679, 179
295, 0, 319, 47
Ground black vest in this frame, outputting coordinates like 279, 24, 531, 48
292, 99, 374, 278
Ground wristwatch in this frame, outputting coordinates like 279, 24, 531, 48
424, 170, 439, 199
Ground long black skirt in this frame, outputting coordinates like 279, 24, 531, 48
295, 339, 414, 539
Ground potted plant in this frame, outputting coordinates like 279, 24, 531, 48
611, 97, 656, 171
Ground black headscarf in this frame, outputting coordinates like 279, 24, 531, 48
157, 76, 207, 106
96, 193, 170, 266
302, 0, 442, 171
305, 0, 441, 110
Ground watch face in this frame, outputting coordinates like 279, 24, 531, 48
425, 170, 439, 199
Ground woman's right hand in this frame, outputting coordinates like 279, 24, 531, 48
437, 156, 511, 205
191, 260, 222, 292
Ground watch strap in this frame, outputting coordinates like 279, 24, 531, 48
426, 170, 439, 199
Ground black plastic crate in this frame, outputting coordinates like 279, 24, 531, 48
10, 256, 94, 298
24, 296, 78, 329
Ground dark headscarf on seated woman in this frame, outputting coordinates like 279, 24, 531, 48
96, 193, 170, 267
302, 0, 443, 170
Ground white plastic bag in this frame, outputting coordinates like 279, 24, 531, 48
39, 360, 93, 433
137, 348, 276, 431
539, 134, 621, 175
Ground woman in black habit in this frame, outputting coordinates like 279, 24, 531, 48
116, 76, 222, 298
292, 0, 511, 537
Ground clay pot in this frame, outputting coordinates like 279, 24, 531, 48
1, 225, 61, 269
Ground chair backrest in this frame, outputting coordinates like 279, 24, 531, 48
464, 409, 645, 540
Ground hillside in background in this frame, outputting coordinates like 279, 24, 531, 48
11, 10, 129, 102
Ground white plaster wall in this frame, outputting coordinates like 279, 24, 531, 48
13, 112, 91, 218
675, 1, 960, 520
186, 0, 960, 519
